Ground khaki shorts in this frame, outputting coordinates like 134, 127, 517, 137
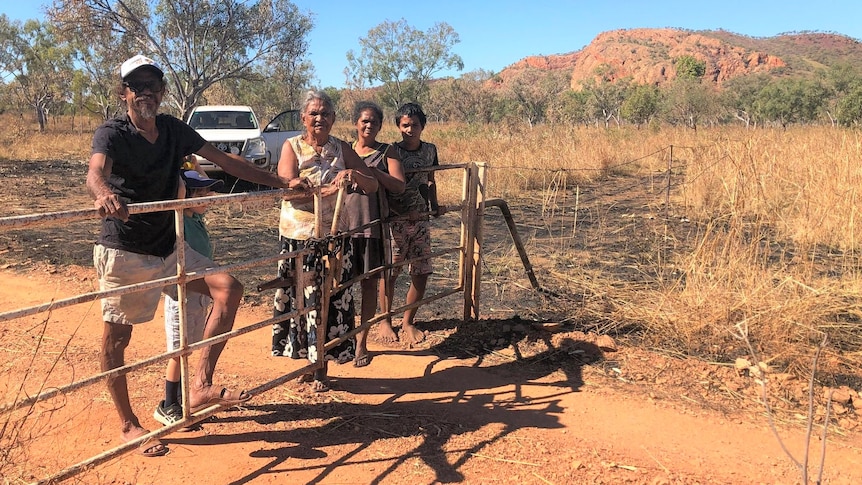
94, 244, 214, 325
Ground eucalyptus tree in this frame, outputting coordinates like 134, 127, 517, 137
501, 67, 570, 127
754, 77, 828, 128
621, 83, 661, 128
426, 70, 496, 123
578, 64, 630, 127
662, 77, 717, 130
557, 89, 591, 125
836, 84, 862, 126
58, 24, 134, 120
346, 18, 463, 111
49, 0, 312, 119
819, 63, 862, 125
0, 16, 75, 130
720, 73, 771, 128
661, 54, 717, 130
209, 54, 314, 122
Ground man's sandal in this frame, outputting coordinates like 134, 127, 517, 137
190, 386, 252, 413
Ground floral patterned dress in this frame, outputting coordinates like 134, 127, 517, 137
272, 134, 356, 364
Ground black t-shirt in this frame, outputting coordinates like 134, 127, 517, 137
92, 113, 207, 257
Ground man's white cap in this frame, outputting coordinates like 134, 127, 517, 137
120, 55, 164, 80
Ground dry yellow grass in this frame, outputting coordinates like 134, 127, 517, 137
429, 122, 862, 378
3, 113, 861, 378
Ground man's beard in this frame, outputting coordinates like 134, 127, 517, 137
131, 98, 158, 120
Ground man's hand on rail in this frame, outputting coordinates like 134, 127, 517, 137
94, 192, 129, 222
287, 176, 313, 192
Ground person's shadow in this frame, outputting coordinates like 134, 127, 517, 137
166, 320, 605, 484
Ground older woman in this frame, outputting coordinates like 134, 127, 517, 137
272, 90, 378, 392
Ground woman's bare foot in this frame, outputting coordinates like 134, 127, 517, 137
375, 320, 399, 343
400, 322, 425, 345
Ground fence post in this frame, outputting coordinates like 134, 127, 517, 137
468, 163, 488, 321
462, 163, 479, 321
666, 145, 673, 220
174, 207, 193, 417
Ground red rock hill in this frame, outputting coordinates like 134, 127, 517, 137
498, 28, 862, 88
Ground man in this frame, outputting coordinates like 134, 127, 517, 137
87, 54, 308, 456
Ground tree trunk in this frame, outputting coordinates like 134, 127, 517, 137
35, 106, 47, 132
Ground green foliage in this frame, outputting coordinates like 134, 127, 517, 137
200, 58, 311, 125
500, 68, 570, 126
345, 18, 463, 111
425, 71, 497, 124
836, 84, 862, 126
621, 84, 662, 127
754, 77, 829, 127
578, 64, 631, 127
560, 91, 593, 124
50, 0, 313, 119
557, 89, 591, 125
0, 16, 75, 130
663, 78, 717, 130
822, 62, 861, 95
321, 87, 342, 116
674, 54, 706, 80
720, 73, 771, 127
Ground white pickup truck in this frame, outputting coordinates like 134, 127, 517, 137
260, 109, 302, 168
188, 106, 303, 174
187, 105, 269, 172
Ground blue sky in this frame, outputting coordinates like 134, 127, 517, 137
5, 1, 861, 88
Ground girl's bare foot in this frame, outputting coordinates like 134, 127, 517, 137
401, 322, 425, 345
376, 321, 399, 343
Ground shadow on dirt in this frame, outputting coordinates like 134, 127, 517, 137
167, 322, 603, 484
172, 393, 567, 484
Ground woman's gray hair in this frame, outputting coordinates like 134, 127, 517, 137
301, 90, 335, 115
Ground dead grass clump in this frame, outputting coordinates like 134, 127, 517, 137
680, 127, 862, 252
0, 112, 95, 162
618, 218, 862, 378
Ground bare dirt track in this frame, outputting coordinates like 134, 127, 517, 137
2, 158, 862, 484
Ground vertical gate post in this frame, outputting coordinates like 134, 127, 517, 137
174, 207, 193, 416
461, 163, 479, 321
469, 163, 488, 321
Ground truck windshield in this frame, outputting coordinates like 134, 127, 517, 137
189, 111, 257, 130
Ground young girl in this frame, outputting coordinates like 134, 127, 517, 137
153, 169, 226, 427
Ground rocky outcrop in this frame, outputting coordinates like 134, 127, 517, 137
496, 28, 809, 88
568, 28, 785, 87
505, 51, 580, 71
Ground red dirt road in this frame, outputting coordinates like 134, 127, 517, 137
2, 267, 862, 484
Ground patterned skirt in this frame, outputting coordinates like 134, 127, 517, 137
271, 237, 355, 364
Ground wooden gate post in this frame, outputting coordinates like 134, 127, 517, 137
461, 163, 480, 321
468, 163, 488, 321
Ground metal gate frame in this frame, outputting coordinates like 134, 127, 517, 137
0, 161, 503, 483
